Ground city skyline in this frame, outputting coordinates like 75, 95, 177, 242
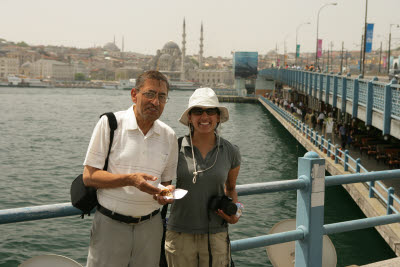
2, 0, 400, 57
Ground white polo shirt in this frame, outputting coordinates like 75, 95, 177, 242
83, 105, 178, 216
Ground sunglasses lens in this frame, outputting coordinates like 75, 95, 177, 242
206, 109, 218, 115
191, 108, 218, 116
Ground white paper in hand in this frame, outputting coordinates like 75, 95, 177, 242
157, 184, 188, 200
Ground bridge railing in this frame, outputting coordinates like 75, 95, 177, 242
2, 152, 400, 266
261, 96, 400, 216
259, 68, 399, 137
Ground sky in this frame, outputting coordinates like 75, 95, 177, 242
2, 0, 400, 58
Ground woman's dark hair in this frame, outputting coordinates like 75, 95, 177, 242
135, 70, 170, 91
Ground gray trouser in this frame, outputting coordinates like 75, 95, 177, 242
86, 211, 163, 267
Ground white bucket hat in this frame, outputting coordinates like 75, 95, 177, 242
179, 88, 229, 126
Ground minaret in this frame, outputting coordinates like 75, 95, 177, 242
122, 36, 124, 53
180, 18, 186, 81
199, 22, 204, 69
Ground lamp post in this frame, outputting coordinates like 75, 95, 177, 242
361, 0, 368, 77
315, 2, 337, 67
388, 23, 400, 74
296, 22, 310, 66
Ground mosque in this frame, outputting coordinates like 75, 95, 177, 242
148, 19, 204, 81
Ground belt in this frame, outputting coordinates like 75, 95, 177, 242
97, 204, 160, 224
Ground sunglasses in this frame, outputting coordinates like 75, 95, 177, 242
190, 108, 219, 116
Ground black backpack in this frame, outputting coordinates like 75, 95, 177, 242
70, 112, 117, 218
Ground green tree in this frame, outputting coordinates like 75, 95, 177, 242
16, 41, 29, 47
75, 73, 86, 81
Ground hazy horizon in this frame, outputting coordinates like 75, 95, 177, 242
2, 0, 400, 57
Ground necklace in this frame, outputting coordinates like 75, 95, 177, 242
188, 128, 220, 184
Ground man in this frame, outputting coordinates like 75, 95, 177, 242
325, 113, 334, 144
83, 70, 178, 267
317, 111, 325, 132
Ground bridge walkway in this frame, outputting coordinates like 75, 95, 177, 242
259, 96, 400, 257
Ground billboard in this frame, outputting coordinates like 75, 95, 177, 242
233, 52, 258, 79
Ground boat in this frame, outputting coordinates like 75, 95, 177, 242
169, 80, 199, 90
118, 79, 136, 90
0, 76, 50, 88
102, 81, 119, 89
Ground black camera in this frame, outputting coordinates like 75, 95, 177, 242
209, 195, 237, 216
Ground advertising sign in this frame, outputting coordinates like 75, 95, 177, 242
233, 52, 258, 78
365, 23, 374, 53
296, 45, 300, 58
317, 39, 323, 58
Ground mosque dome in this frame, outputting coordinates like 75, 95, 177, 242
21, 61, 32, 68
103, 42, 120, 52
162, 41, 180, 51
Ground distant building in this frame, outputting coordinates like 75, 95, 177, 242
0, 57, 19, 78
194, 69, 234, 87
72, 60, 89, 78
31, 59, 73, 81
115, 66, 143, 80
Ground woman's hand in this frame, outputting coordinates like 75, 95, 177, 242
153, 185, 176, 205
216, 209, 239, 224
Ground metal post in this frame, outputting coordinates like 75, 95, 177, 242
321, 135, 325, 152
365, 77, 376, 127
356, 158, 361, 173
360, 34, 363, 75
378, 42, 382, 73
325, 75, 330, 104
332, 75, 338, 108
340, 41, 344, 73
327, 140, 331, 157
352, 79, 359, 119
369, 181, 375, 198
383, 82, 393, 136
341, 77, 347, 113
334, 146, 339, 164
295, 151, 325, 267
387, 187, 395, 215
361, 0, 368, 77
344, 150, 349, 171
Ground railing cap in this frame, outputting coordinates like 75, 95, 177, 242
304, 151, 319, 159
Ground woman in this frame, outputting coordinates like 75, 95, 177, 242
165, 88, 242, 267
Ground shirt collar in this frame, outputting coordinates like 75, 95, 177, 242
125, 105, 161, 136
182, 134, 223, 148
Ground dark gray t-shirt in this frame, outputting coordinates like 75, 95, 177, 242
167, 135, 241, 234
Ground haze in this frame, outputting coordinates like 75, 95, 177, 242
2, 0, 400, 57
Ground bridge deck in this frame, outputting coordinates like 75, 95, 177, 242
259, 97, 400, 257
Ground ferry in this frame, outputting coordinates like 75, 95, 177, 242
118, 79, 136, 90
169, 80, 199, 90
0, 76, 50, 88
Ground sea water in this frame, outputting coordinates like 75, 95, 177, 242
0, 88, 395, 266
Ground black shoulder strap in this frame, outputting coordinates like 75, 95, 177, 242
160, 136, 185, 220
178, 136, 184, 151
100, 112, 117, 171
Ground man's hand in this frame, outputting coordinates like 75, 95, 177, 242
128, 173, 162, 195
153, 185, 176, 205
216, 209, 239, 224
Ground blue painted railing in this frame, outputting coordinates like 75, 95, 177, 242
260, 96, 400, 216
258, 68, 400, 137
2, 153, 400, 266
